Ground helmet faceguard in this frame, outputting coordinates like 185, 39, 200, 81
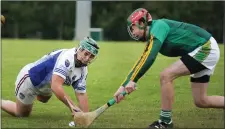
78, 37, 99, 56
127, 8, 152, 41
75, 37, 100, 67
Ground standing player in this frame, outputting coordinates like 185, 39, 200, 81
1, 37, 99, 117
114, 8, 224, 128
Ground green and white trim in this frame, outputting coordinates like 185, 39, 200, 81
188, 37, 220, 78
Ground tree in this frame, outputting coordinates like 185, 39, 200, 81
223, 1, 225, 44
1, 1, 224, 42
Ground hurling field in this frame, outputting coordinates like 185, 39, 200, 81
1, 39, 224, 128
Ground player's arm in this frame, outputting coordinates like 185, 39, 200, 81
72, 69, 89, 112
51, 74, 76, 108
75, 92, 89, 112
121, 36, 163, 86
51, 55, 77, 109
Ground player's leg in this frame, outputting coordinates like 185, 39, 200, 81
149, 37, 223, 128
37, 94, 52, 103
148, 47, 217, 128
191, 77, 224, 108
1, 75, 34, 117
1, 99, 17, 116
1, 98, 33, 117
1, 65, 37, 117
36, 85, 52, 103
159, 60, 191, 110
190, 37, 224, 108
148, 59, 191, 128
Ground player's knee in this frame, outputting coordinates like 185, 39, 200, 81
160, 69, 173, 83
193, 97, 209, 108
37, 95, 51, 103
16, 110, 31, 117
16, 101, 33, 117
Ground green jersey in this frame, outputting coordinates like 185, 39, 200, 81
151, 19, 211, 56
122, 19, 212, 86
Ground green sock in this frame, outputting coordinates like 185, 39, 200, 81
159, 109, 172, 124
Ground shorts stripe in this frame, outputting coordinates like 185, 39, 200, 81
15, 74, 29, 96
193, 40, 211, 63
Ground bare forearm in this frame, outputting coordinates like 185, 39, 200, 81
52, 86, 73, 108
51, 74, 77, 112
76, 93, 89, 112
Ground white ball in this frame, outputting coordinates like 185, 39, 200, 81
69, 121, 76, 127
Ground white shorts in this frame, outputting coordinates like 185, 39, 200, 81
15, 64, 52, 104
188, 37, 220, 78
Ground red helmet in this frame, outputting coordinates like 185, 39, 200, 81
127, 8, 152, 40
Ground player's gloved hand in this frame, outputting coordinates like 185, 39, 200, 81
114, 81, 137, 103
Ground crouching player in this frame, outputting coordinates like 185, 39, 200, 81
1, 37, 99, 117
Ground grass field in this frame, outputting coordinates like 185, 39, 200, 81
1, 39, 224, 128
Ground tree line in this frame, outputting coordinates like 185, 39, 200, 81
1, 1, 224, 43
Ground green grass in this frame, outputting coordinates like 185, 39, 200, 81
1, 39, 224, 128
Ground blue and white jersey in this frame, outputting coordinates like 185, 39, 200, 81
28, 48, 88, 93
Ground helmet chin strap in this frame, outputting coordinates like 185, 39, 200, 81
139, 26, 147, 42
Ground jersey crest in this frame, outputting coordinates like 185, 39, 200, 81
65, 59, 70, 67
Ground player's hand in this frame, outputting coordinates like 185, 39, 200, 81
125, 81, 137, 94
71, 108, 81, 117
67, 100, 82, 116
114, 81, 137, 103
114, 86, 125, 103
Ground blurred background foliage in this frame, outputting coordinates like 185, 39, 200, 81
1, 1, 224, 42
